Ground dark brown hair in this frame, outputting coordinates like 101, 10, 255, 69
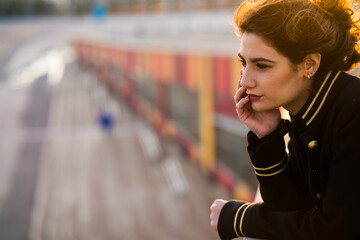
234, 0, 360, 73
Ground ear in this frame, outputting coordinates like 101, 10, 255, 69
302, 53, 321, 79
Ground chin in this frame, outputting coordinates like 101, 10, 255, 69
250, 102, 275, 112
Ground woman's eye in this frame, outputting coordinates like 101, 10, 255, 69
256, 63, 270, 69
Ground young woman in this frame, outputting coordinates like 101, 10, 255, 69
210, 0, 360, 239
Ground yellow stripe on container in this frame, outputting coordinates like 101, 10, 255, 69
197, 55, 215, 172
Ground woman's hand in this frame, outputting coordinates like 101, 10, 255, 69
234, 72, 281, 139
210, 199, 228, 232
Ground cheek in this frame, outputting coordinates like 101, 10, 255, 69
271, 68, 299, 89
262, 71, 300, 100
261, 73, 288, 94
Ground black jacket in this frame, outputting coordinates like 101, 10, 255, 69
218, 71, 360, 240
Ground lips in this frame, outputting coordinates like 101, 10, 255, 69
248, 94, 261, 101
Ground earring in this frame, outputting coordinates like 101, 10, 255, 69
309, 70, 317, 79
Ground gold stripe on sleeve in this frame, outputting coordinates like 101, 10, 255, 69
234, 203, 250, 237
252, 154, 286, 171
255, 160, 289, 177
239, 202, 259, 237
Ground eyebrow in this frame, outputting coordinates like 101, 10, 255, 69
237, 53, 276, 64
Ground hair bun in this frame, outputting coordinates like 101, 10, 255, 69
311, 0, 360, 70
310, 0, 357, 30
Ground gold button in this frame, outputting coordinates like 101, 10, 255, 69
308, 140, 318, 149
316, 193, 321, 200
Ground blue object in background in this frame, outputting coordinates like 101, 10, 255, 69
99, 111, 114, 131
91, 1, 108, 22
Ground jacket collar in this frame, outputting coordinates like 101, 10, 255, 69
294, 70, 342, 126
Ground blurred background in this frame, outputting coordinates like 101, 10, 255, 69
1, 0, 359, 240
0, 0, 241, 16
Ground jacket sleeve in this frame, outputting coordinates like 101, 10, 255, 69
246, 120, 313, 210
217, 107, 360, 240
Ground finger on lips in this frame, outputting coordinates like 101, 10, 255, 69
236, 94, 249, 109
234, 87, 247, 103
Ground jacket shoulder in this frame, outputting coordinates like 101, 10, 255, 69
333, 72, 360, 109
327, 72, 360, 134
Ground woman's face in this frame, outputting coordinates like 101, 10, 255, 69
238, 32, 312, 115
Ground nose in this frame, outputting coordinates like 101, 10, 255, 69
240, 68, 256, 89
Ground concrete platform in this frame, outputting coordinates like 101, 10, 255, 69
0, 17, 230, 240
